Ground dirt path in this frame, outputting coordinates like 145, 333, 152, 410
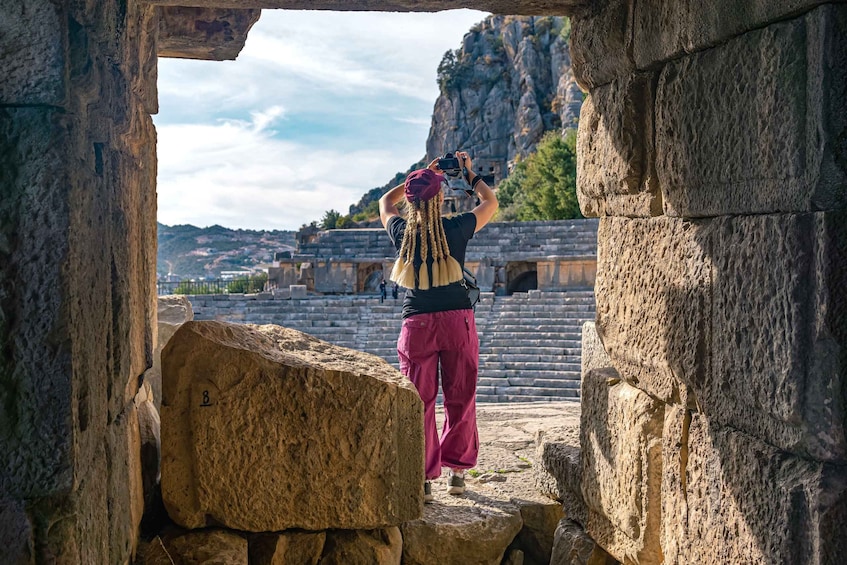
429, 400, 581, 506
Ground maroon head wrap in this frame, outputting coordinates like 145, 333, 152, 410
404, 168, 444, 203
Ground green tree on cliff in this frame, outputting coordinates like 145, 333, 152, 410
497, 130, 581, 221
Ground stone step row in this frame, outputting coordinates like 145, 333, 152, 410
479, 353, 582, 363
476, 386, 581, 398
477, 377, 580, 388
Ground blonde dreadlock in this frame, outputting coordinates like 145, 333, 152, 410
389, 196, 463, 290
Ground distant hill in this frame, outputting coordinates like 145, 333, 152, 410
157, 223, 296, 279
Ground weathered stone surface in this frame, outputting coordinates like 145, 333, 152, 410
161, 321, 424, 531
534, 431, 587, 527
632, 0, 843, 68
401, 503, 523, 565
595, 217, 704, 404
570, 0, 633, 90
320, 528, 402, 565
513, 499, 565, 564
580, 368, 663, 565
705, 212, 847, 462
165, 529, 248, 565
577, 72, 661, 218
144, 295, 194, 411
157, 7, 261, 61
152, 0, 590, 16
0, 499, 32, 564
0, 1, 65, 105
656, 5, 847, 217
550, 518, 619, 565
504, 548, 526, 565
581, 322, 611, 376
597, 213, 847, 461
658, 404, 688, 565
664, 415, 847, 564
107, 401, 144, 564
0, 107, 74, 497
249, 531, 325, 565
135, 381, 163, 531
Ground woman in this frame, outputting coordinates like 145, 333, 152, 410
379, 151, 498, 502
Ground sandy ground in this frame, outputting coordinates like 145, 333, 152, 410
427, 400, 581, 507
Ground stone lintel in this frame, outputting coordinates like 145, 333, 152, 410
157, 6, 261, 61
151, 1, 592, 16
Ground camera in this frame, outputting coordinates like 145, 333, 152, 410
437, 152, 463, 177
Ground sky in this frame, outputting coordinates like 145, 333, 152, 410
154, 9, 489, 231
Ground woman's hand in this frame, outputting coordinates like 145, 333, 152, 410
456, 151, 473, 176
427, 158, 442, 173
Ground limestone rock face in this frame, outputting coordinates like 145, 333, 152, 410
656, 5, 847, 217
160, 321, 424, 531
580, 368, 664, 565
426, 16, 580, 176
401, 503, 523, 565
320, 528, 402, 565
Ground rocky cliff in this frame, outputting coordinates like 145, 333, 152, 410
348, 14, 580, 219
426, 15, 581, 182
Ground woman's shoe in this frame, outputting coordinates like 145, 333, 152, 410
447, 469, 465, 495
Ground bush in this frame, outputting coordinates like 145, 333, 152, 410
495, 130, 581, 221
227, 273, 268, 294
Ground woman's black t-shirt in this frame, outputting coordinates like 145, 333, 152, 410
386, 213, 477, 319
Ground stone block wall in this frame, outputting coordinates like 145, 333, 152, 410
0, 1, 157, 562
572, 2, 847, 563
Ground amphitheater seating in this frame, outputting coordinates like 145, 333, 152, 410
189, 289, 595, 402
296, 219, 599, 262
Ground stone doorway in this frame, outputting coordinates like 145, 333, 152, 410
358, 262, 384, 293
505, 261, 538, 294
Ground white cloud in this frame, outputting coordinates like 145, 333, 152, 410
155, 9, 489, 230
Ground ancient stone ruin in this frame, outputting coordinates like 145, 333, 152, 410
1, 1, 845, 564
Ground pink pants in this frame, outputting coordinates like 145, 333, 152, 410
397, 309, 479, 480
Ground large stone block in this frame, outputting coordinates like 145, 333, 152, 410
596, 213, 847, 462
0, 1, 66, 105
400, 503, 523, 565
0, 499, 33, 564
570, 0, 634, 90
633, 0, 844, 69
656, 5, 847, 217
577, 72, 661, 218
144, 295, 194, 410
580, 368, 664, 565
595, 217, 704, 405
157, 7, 261, 61
705, 212, 847, 462
0, 108, 74, 497
664, 414, 847, 564
581, 321, 611, 377
160, 321, 424, 531
534, 431, 587, 527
